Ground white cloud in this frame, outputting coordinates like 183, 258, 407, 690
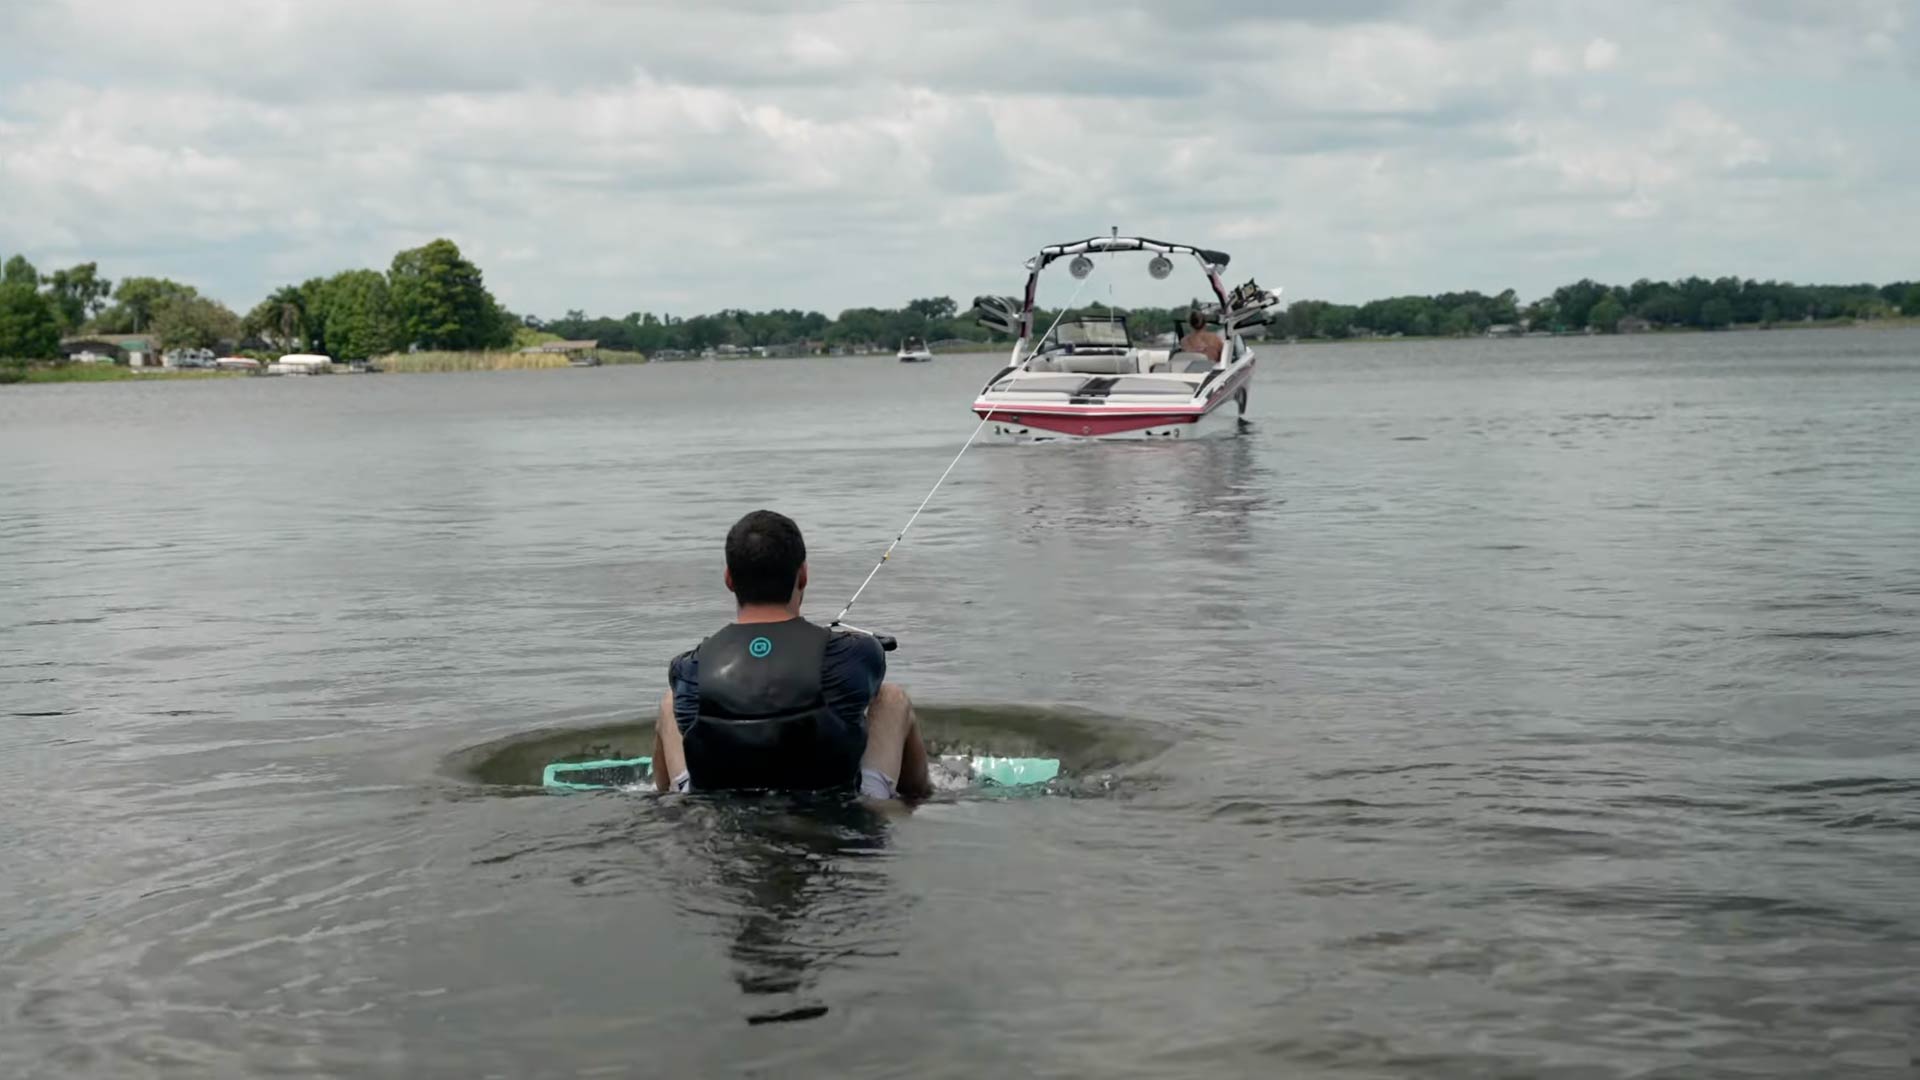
1529, 46, 1574, 78
0, 0, 1910, 315
1583, 38, 1620, 72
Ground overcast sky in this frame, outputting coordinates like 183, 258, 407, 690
0, 0, 1912, 318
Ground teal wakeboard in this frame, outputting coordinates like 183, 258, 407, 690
542, 755, 1060, 792
542, 757, 657, 791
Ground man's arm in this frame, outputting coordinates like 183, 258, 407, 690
657, 651, 697, 791
820, 632, 887, 726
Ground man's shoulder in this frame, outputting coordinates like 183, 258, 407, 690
822, 627, 884, 668
821, 630, 886, 690
668, 647, 698, 685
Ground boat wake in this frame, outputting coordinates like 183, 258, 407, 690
440, 703, 1168, 800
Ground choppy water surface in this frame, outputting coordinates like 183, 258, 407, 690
3, 330, 1918, 1077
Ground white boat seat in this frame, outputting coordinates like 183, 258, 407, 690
1149, 351, 1215, 374
1054, 353, 1137, 375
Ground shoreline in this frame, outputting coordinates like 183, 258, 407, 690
0, 364, 247, 385
6, 318, 1915, 387
1255, 315, 1920, 347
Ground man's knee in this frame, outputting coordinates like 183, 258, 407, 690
866, 683, 913, 738
871, 682, 913, 727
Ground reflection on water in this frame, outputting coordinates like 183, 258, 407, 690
660, 800, 899, 1023
1184, 435, 1266, 557
970, 436, 1268, 571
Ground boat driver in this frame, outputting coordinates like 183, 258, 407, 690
1180, 308, 1225, 364
651, 509, 932, 800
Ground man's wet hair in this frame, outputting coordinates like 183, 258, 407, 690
726, 510, 806, 605
1188, 308, 1207, 330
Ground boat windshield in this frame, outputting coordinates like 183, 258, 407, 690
1052, 317, 1131, 348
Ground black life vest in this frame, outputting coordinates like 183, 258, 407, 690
683, 618, 861, 792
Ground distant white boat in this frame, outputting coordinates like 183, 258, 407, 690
897, 338, 934, 363
268, 353, 334, 376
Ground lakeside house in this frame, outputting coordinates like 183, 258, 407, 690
1617, 315, 1652, 334
60, 334, 162, 366
1486, 323, 1523, 338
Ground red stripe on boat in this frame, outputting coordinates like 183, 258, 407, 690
972, 411, 1204, 436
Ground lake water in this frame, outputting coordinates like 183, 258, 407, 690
3, 330, 1918, 1077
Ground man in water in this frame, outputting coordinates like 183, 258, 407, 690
652, 509, 932, 800
1179, 307, 1225, 364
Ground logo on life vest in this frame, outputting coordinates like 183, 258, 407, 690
748, 636, 773, 658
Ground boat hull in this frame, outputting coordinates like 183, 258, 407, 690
973, 364, 1252, 442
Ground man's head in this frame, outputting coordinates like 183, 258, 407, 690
1188, 308, 1207, 332
724, 510, 807, 610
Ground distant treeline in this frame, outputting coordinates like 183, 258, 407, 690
540, 277, 1920, 353
530, 297, 1229, 353
534, 297, 963, 354
4, 237, 1917, 364
1284, 277, 1920, 340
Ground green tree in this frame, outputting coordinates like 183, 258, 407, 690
1314, 305, 1358, 339
1551, 278, 1610, 329
1588, 294, 1625, 333
296, 276, 333, 352
0, 280, 62, 359
96, 277, 198, 333
1903, 285, 1920, 317
43, 263, 112, 333
3, 254, 40, 288
1636, 288, 1687, 326
311, 269, 397, 359
678, 312, 731, 350
829, 307, 888, 346
1283, 300, 1328, 339
1699, 297, 1733, 329
1356, 295, 1427, 336
388, 239, 510, 350
1489, 288, 1521, 325
906, 296, 958, 321
151, 294, 242, 350
245, 285, 309, 348
1522, 298, 1559, 330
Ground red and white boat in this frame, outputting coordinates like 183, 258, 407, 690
970, 233, 1280, 441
